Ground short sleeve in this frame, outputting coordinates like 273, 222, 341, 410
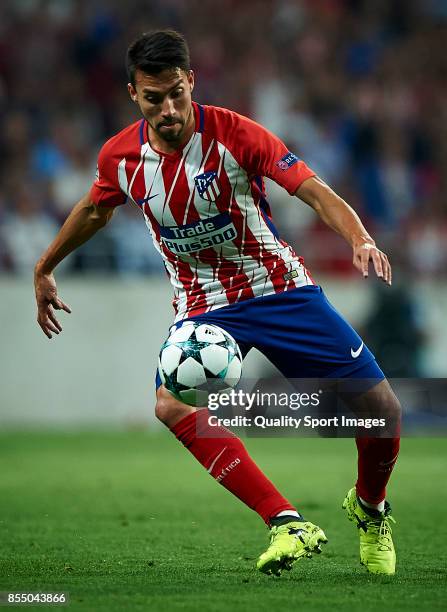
89, 141, 127, 208
231, 114, 316, 195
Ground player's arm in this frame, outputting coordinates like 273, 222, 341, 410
225, 111, 390, 282
34, 193, 115, 338
295, 176, 391, 285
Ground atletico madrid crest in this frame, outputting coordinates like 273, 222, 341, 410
194, 171, 221, 202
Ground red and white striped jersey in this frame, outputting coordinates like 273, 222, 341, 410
90, 102, 316, 321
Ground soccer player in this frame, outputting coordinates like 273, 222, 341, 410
34, 30, 401, 576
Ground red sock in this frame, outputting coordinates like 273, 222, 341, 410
171, 409, 296, 524
356, 436, 400, 504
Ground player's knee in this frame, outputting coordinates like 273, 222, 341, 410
367, 379, 402, 433
155, 385, 194, 427
390, 393, 402, 434
154, 391, 176, 424
381, 381, 402, 419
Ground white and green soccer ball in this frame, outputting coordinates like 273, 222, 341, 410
158, 322, 242, 406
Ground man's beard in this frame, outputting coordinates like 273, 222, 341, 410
156, 120, 185, 142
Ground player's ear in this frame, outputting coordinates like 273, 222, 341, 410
187, 70, 195, 93
127, 83, 138, 103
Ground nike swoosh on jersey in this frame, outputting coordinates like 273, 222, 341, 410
351, 341, 364, 359
136, 194, 159, 205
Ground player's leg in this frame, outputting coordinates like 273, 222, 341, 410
179, 294, 331, 573
241, 286, 401, 574
155, 382, 299, 522
155, 383, 327, 575
340, 376, 400, 574
338, 377, 401, 507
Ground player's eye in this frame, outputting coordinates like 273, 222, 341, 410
171, 88, 184, 98
143, 92, 163, 103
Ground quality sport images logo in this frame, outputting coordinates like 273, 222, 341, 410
159, 212, 237, 254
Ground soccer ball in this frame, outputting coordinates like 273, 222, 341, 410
158, 322, 242, 406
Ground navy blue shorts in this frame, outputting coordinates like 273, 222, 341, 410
155, 285, 384, 389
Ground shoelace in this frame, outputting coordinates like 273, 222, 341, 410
356, 513, 396, 549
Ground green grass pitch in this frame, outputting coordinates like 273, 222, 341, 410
0, 432, 446, 611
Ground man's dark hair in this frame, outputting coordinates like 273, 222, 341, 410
126, 30, 190, 86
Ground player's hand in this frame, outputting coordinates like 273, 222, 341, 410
34, 270, 72, 339
352, 242, 392, 285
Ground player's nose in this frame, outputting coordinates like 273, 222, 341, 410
161, 96, 176, 118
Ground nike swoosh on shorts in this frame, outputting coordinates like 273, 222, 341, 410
351, 341, 364, 359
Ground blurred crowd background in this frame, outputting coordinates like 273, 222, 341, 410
1, 0, 446, 276
0, 0, 446, 379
